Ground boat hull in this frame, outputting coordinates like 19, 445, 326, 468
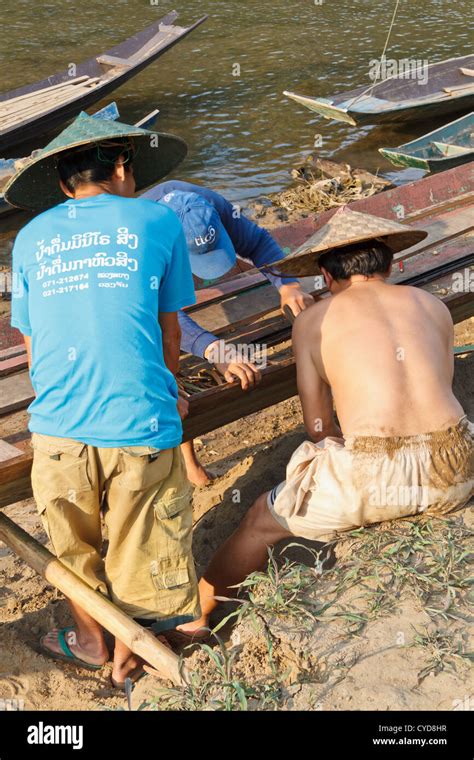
285, 55, 474, 125
0, 12, 206, 153
380, 112, 474, 173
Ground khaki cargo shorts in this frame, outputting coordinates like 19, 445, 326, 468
31, 433, 200, 630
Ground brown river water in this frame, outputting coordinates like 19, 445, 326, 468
0, 0, 472, 260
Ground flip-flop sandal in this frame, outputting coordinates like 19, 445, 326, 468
111, 667, 146, 691
39, 627, 105, 671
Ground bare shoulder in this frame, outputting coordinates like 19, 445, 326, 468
293, 298, 330, 335
402, 285, 453, 322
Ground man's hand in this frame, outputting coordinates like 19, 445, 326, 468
204, 340, 262, 391
214, 360, 261, 391
279, 282, 314, 317
177, 390, 189, 420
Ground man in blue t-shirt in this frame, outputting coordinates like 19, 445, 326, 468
142, 181, 315, 485
6, 113, 199, 688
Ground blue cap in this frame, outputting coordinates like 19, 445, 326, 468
159, 190, 237, 280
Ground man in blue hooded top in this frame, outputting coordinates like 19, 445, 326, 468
144, 182, 314, 485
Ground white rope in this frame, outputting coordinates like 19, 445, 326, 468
347, 0, 402, 108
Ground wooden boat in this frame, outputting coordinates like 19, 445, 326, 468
1, 161, 474, 506
284, 56, 474, 126
0, 103, 160, 217
0, 11, 206, 152
379, 112, 474, 173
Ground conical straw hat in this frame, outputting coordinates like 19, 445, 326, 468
262, 206, 428, 277
4, 112, 187, 213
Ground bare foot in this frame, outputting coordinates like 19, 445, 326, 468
41, 627, 108, 667
111, 653, 144, 686
181, 440, 216, 487
111, 635, 171, 685
186, 464, 216, 488
175, 616, 210, 639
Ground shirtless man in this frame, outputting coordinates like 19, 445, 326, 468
176, 207, 474, 637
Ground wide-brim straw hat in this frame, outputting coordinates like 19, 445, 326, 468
4, 112, 188, 212
261, 206, 428, 277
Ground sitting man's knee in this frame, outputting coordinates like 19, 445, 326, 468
242, 492, 268, 528
243, 492, 285, 542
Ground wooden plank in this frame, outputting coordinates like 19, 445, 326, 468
0, 76, 91, 108
443, 83, 474, 94
96, 55, 133, 69
0, 440, 23, 462
0, 344, 26, 360
0, 82, 102, 127
182, 358, 297, 441
0, 79, 101, 116
0, 372, 34, 415
190, 271, 267, 309
0, 354, 27, 377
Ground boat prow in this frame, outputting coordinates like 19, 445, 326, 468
283, 91, 357, 125
379, 111, 474, 173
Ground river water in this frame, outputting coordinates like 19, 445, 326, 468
1, 0, 472, 211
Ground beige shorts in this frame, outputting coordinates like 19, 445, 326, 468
31, 433, 200, 629
268, 416, 474, 542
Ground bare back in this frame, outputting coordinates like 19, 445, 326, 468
302, 282, 464, 437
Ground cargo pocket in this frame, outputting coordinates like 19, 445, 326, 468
154, 488, 193, 543
150, 556, 195, 616
117, 447, 172, 491
31, 434, 92, 502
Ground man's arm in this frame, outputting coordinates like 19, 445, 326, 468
204, 190, 314, 317
159, 311, 181, 376
293, 310, 340, 442
24, 335, 32, 370
178, 309, 218, 359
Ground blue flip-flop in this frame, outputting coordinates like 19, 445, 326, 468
39, 626, 106, 671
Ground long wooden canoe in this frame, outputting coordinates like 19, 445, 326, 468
1, 162, 473, 506
379, 112, 474, 173
0, 11, 206, 152
284, 55, 474, 126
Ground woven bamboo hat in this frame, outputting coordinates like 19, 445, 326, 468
262, 206, 428, 277
4, 112, 188, 212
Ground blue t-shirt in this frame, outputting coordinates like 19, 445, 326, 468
11, 193, 196, 449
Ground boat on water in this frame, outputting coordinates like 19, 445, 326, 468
284, 56, 474, 126
0, 102, 160, 217
0, 10, 206, 152
379, 112, 474, 173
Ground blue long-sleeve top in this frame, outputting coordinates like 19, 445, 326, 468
141, 180, 297, 358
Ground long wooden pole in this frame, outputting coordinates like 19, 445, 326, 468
0, 512, 187, 686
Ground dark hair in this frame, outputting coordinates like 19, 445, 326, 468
56, 139, 134, 193
318, 240, 393, 280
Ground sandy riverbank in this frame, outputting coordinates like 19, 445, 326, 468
0, 322, 472, 711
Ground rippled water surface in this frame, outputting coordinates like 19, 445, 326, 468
1, 0, 472, 209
